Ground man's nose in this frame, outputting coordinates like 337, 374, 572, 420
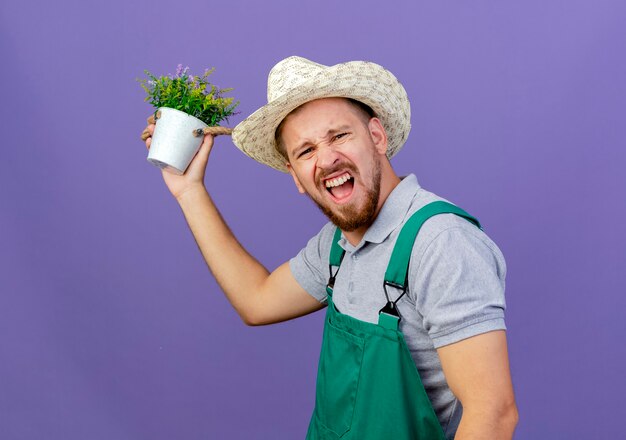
316, 143, 341, 169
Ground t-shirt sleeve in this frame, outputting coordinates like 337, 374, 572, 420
409, 226, 508, 348
289, 223, 335, 304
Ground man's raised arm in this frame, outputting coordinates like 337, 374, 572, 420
143, 119, 324, 325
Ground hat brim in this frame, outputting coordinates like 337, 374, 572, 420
232, 60, 411, 173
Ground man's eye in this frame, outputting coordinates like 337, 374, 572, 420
298, 147, 312, 158
334, 133, 348, 140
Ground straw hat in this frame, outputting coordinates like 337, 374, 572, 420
231, 56, 411, 173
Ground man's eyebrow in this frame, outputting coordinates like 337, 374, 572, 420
292, 125, 352, 155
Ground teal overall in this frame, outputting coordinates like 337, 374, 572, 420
306, 201, 481, 440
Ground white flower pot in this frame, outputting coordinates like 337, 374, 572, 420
147, 107, 208, 175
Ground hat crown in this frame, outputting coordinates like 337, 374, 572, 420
267, 56, 326, 102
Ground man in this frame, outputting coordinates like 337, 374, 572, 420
142, 56, 518, 439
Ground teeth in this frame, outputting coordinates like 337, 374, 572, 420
325, 173, 351, 188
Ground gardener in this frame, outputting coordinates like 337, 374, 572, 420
141, 56, 518, 439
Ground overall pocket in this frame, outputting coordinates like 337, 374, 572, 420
313, 317, 365, 437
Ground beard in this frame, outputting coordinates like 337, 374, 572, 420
306, 157, 382, 232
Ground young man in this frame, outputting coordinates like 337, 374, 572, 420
142, 56, 518, 439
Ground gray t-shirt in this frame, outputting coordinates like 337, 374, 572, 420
289, 174, 507, 439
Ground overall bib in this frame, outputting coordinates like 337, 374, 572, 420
306, 201, 482, 440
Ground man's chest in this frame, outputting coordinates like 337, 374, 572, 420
330, 242, 409, 324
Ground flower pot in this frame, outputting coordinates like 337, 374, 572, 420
147, 107, 208, 175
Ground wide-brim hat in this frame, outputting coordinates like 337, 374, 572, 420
231, 56, 411, 173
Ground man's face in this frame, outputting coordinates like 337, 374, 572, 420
281, 98, 388, 232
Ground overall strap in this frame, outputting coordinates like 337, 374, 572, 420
379, 201, 482, 329
329, 226, 345, 267
326, 227, 345, 295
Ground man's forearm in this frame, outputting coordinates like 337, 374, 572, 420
454, 404, 518, 439
175, 185, 269, 323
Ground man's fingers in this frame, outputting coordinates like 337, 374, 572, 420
141, 128, 151, 141
142, 113, 157, 147
199, 134, 215, 155
140, 124, 155, 141
146, 110, 161, 125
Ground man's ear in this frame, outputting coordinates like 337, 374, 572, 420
368, 117, 388, 155
287, 163, 306, 194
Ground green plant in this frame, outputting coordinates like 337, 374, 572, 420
137, 64, 239, 126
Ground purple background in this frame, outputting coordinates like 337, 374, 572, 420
1, 1, 624, 438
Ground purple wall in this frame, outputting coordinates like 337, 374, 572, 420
1, 1, 624, 438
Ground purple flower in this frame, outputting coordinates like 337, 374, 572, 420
175, 64, 183, 77
183, 66, 190, 76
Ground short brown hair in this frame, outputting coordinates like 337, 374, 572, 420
274, 98, 375, 161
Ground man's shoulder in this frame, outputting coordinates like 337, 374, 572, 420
404, 187, 504, 263
288, 220, 339, 303
299, 220, 337, 258
404, 187, 476, 236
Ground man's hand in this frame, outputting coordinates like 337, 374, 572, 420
142, 114, 215, 200
437, 330, 518, 439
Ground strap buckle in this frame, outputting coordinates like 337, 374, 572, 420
326, 262, 342, 294
327, 276, 336, 290
379, 301, 400, 317
379, 281, 407, 322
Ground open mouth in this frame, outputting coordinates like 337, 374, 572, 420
324, 172, 355, 202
